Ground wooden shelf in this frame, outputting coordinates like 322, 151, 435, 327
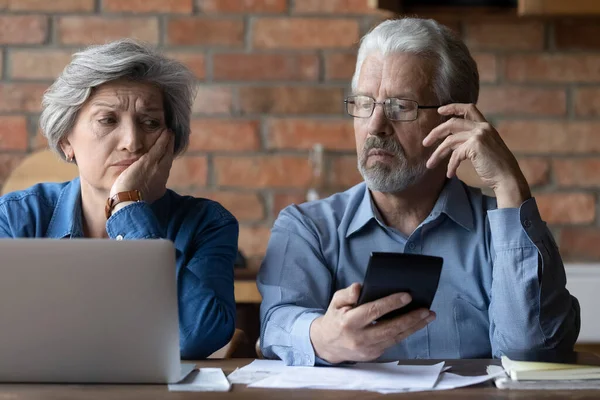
519, 0, 600, 15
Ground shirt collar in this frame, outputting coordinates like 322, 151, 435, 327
430, 177, 474, 232
46, 178, 84, 238
345, 177, 474, 238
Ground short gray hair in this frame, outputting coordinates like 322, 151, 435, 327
351, 18, 479, 105
40, 38, 197, 159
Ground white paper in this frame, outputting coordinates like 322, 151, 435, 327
169, 368, 231, 392
248, 361, 445, 391
227, 359, 313, 384
377, 369, 506, 394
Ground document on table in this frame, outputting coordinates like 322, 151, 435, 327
247, 361, 445, 391
378, 369, 507, 394
228, 359, 293, 384
169, 368, 231, 392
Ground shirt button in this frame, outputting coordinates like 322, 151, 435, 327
116, 235, 124, 241
523, 219, 532, 228
408, 242, 416, 250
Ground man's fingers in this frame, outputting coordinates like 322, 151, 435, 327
372, 309, 436, 348
347, 292, 412, 326
423, 118, 475, 147
425, 131, 469, 169
437, 103, 487, 123
330, 283, 361, 310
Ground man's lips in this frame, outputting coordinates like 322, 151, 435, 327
367, 149, 394, 157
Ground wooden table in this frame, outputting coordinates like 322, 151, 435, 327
1, 358, 599, 399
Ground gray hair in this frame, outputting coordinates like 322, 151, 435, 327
351, 18, 479, 105
40, 38, 197, 159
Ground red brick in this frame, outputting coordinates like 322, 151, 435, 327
477, 86, 566, 116
189, 119, 260, 151
0, 116, 28, 151
192, 87, 234, 115
213, 53, 318, 81
535, 193, 595, 224
554, 159, 600, 188
561, 228, 600, 261
518, 158, 550, 187
198, 0, 287, 13
188, 190, 265, 222
459, 158, 550, 188
324, 52, 357, 81
165, 52, 205, 80
505, 54, 600, 83
498, 121, 600, 154
167, 156, 207, 187
0, 51, 3, 78
7, 0, 94, 11
0, 154, 26, 188
103, 0, 192, 13
253, 18, 360, 49
292, 0, 377, 14
574, 87, 600, 117
267, 118, 355, 150
330, 155, 362, 188
0, 16, 47, 45
464, 21, 544, 50
0, 84, 47, 113
472, 53, 497, 83
555, 20, 600, 50
58, 17, 159, 45
239, 87, 344, 115
167, 17, 244, 46
238, 225, 271, 257
273, 192, 307, 217
10, 50, 71, 80
214, 156, 312, 188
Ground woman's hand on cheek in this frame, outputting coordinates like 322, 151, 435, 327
109, 130, 175, 203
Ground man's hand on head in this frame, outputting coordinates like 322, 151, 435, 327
422, 103, 531, 209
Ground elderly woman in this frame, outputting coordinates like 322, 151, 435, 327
0, 39, 238, 359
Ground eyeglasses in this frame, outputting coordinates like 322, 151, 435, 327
344, 95, 441, 122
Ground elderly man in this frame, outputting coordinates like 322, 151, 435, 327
257, 18, 580, 366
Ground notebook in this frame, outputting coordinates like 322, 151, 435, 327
501, 356, 600, 381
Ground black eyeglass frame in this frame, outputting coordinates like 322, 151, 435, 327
344, 95, 442, 122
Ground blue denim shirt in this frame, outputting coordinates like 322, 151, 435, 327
258, 177, 580, 365
0, 178, 238, 359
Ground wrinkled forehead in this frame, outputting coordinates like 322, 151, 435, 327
87, 79, 164, 110
355, 52, 436, 101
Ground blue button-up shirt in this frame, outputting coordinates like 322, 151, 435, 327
0, 178, 238, 359
258, 178, 580, 365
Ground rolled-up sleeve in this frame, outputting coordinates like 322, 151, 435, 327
487, 197, 580, 357
257, 207, 333, 366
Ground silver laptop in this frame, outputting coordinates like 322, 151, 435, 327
0, 239, 194, 383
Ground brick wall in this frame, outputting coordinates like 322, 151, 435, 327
1, 0, 600, 269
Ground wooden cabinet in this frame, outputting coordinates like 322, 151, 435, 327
372, 0, 600, 16
518, 0, 600, 15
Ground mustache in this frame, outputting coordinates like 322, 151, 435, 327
363, 136, 403, 157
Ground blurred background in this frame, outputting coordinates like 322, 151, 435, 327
1, 0, 600, 351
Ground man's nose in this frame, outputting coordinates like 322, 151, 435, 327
367, 104, 392, 137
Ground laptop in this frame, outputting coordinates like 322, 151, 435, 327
0, 239, 194, 383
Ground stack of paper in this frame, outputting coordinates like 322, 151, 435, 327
229, 359, 502, 393
501, 356, 600, 381
489, 356, 600, 390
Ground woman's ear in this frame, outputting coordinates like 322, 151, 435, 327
59, 138, 73, 160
